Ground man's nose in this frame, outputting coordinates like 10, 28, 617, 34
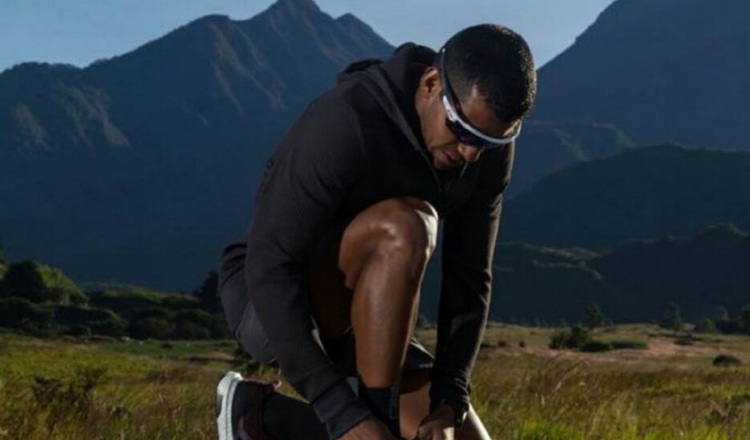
457, 143, 484, 163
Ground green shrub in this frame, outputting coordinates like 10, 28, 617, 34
582, 303, 605, 329
175, 309, 213, 327
549, 330, 568, 349
87, 289, 164, 319
171, 309, 228, 339
160, 293, 200, 311
694, 318, 718, 334
610, 339, 649, 350
193, 270, 219, 313
130, 317, 175, 340
87, 317, 128, 337
87, 288, 198, 320
132, 306, 174, 321
660, 302, 683, 331
65, 325, 92, 338
0, 297, 55, 333
0, 261, 86, 305
713, 354, 742, 367
549, 325, 591, 349
173, 322, 211, 340
580, 340, 613, 353
53, 305, 123, 327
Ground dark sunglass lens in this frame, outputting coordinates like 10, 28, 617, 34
447, 120, 484, 148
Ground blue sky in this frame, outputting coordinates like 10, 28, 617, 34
0, 0, 616, 73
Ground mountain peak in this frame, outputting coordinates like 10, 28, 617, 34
268, 0, 321, 15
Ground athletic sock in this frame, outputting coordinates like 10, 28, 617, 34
262, 393, 328, 440
359, 384, 401, 437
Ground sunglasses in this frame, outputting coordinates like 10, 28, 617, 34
439, 47, 521, 149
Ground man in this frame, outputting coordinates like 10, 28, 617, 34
216, 23, 536, 440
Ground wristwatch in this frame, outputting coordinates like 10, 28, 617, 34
431, 399, 469, 429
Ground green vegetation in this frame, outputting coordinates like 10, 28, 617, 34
488, 224, 750, 326
0, 261, 227, 341
1, 325, 749, 439
0, 260, 86, 305
550, 325, 592, 350
583, 302, 605, 329
661, 302, 684, 331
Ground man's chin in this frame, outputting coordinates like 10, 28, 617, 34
433, 160, 462, 171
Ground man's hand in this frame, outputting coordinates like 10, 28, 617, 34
339, 417, 399, 440
414, 404, 456, 440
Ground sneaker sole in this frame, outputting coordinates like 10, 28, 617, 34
216, 371, 244, 440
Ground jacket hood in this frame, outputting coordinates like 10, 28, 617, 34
337, 43, 436, 153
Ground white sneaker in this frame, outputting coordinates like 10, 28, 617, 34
216, 371, 278, 440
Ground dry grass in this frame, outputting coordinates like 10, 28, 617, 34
1, 325, 749, 439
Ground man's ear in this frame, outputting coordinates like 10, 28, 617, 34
417, 67, 442, 99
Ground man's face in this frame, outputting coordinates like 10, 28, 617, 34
416, 67, 520, 171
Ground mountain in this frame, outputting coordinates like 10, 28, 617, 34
530, 0, 750, 150
587, 224, 750, 321
501, 145, 750, 249
487, 224, 750, 323
508, 120, 634, 197
0, 0, 393, 290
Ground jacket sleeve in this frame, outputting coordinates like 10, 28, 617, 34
244, 95, 372, 438
429, 146, 514, 411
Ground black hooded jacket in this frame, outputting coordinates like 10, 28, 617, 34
238, 43, 514, 438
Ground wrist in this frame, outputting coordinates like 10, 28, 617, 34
430, 399, 468, 429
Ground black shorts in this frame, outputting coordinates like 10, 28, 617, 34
218, 241, 434, 375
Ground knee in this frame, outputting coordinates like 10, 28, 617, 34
340, 197, 438, 288
367, 197, 438, 266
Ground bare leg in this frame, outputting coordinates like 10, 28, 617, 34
309, 197, 490, 439
310, 197, 438, 386
309, 197, 437, 436
340, 198, 438, 386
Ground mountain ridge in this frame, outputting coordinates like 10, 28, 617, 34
0, 0, 394, 290
532, 0, 750, 150
502, 144, 750, 249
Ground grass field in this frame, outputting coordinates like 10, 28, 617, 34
1, 325, 749, 439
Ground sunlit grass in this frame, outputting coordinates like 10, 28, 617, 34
1, 325, 749, 439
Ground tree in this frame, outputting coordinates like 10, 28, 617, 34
714, 306, 730, 322
694, 317, 717, 334
583, 302, 605, 329
660, 302, 683, 331
193, 270, 219, 313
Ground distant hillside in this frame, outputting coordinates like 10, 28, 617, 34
588, 224, 750, 321
508, 120, 634, 197
531, 0, 750, 150
502, 145, 750, 249
0, 0, 393, 290
488, 224, 750, 323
